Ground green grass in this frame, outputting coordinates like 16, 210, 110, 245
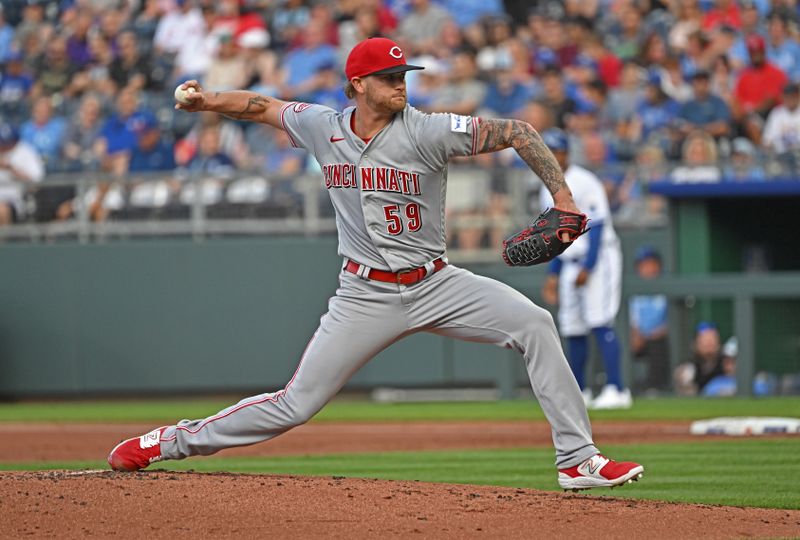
3, 439, 798, 509
1, 397, 799, 423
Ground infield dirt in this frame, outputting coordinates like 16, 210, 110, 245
2, 420, 798, 539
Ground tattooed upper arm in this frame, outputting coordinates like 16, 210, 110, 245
475, 118, 568, 196
476, 118, 533, 154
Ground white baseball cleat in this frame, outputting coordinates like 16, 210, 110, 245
590, 384, 633, 410
558, 454, 644, 491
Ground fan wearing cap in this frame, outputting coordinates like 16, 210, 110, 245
733, 33, 788, 141
118, 37, 646, 492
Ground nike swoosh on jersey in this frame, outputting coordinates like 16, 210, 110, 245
330, 136, 345, 142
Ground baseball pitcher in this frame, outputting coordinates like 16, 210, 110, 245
109, 38, 643, 490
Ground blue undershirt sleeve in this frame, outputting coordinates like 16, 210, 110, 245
583, 222, 603, 271
547, 257, 563, 276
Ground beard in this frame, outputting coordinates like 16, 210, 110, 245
364, 84, 407, 114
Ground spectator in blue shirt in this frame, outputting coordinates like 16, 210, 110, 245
0, 50, 33, 124
636, 72, 679, 150
677, 69, 731, 140
0, 6, 14, 63
629, 246, 670, 393
480, 56, 532, 117
766, 11, 800, 81
441, 0, 503, 28
99, 88, 156, 158
280, 20, 338, 100
129, 117, 176, 173
20, 96, 68, 169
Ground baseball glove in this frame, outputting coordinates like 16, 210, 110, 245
501, 207, 588, 266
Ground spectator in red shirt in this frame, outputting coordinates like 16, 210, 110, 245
702, 0, 741, 32
733, 34, 788, 143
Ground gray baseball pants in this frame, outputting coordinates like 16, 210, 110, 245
160, 265, 598, 468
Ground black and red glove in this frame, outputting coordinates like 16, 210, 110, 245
502, 208, 588, 266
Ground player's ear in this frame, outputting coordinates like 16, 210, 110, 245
351, 77, 367, 95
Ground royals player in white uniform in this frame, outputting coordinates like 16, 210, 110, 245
539, 129, 631, 410
109, 38, 643, 490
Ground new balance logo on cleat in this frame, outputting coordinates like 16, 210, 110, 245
558, 454, 644, 491
140, 430, 160, 448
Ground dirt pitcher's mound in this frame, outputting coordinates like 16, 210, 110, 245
2, 471, 798, 539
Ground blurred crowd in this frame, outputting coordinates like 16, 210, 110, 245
2, 0, 800, 228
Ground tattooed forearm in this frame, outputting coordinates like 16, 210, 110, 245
218, 95, 271, 121
477, 119, 568, 196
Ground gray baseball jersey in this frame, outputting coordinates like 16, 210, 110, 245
280, 102, 478, 271
158, 102, 598, 469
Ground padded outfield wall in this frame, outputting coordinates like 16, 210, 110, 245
0, 229, 726, 399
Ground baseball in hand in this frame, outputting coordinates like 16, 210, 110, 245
174, 84, 197, 105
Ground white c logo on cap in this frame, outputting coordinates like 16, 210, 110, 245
389, 46, 403, 59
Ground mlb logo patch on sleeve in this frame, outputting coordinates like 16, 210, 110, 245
450, 114, 469, 133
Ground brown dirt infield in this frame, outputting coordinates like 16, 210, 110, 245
2, 471, 799, 539
2, 420, 799, 539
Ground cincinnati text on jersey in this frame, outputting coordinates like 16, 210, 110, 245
322, 164, 422, 195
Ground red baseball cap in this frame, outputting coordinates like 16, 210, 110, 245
745, 34, 766, 52
345, 37, 424, 80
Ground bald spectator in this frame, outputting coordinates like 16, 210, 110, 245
397, 0, 450, 55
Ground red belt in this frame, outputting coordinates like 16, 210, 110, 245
344, 258, 447, 285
